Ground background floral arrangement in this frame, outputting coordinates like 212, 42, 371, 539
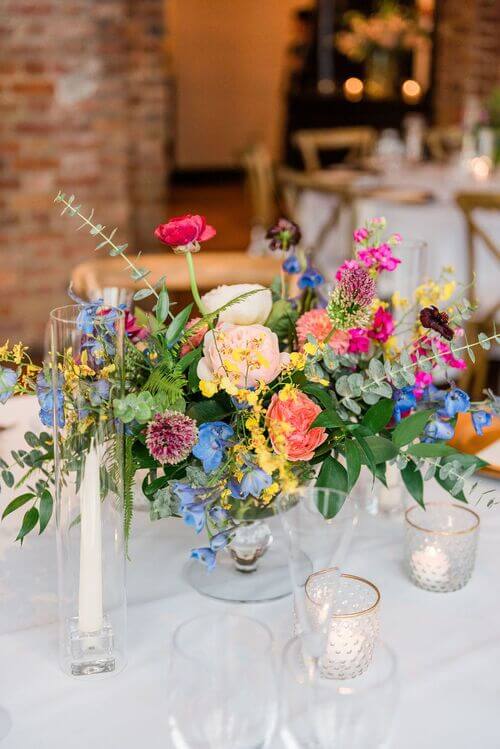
336, 0, 428, 62
0, 194, 498, 568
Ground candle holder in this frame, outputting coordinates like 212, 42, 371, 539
405, 503, 480, 593
51, 305, 127, 676
303, 570, 380, 680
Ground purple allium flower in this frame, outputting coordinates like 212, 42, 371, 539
146, 410, 198, 465
339, 265, 376, 307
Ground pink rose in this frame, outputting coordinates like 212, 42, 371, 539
180, 318, 208, 357
266, 390, 327, 461
197, 323, 289, 388
296, 309, 350, 354
154, 214, 216, 248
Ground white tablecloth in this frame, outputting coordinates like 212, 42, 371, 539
1, 396, 499, 748
296, 163, 500, 313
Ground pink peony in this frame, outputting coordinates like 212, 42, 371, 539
266, 390, 327, 461
180, 317, 208, 357
146, 410, 198, 465
296, 309, 350, 354
368, 306, 395, 343
197, 323, 289, 389
348, 328, 371, 354
335, 259, 361, 282
154, 214, 216, 248
358, 243, 401, 273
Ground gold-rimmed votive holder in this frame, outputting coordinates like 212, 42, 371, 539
304, 570, 381, 680
405, 503, 480, 593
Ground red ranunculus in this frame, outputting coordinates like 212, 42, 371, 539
154, 214, 216, 248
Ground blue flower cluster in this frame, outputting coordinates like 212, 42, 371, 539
36, 371, 64, 428
0, 366, 18, 404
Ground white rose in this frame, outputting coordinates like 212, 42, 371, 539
201, 283, 273, 325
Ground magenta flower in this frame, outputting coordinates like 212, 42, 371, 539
353, 227, 369, 243
339, 264, 376, 307
348, 328, 371, 354
368, 306, 395, 343
146, 411, 198, 465
414, 370, 433, 399
124, 310, 149, 342
335, 259, 361, 282
154, 214, 216, 249
358, 243, 401, 273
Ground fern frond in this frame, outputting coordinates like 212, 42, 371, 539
143, 361, 186, 404
123, 436, 135, 552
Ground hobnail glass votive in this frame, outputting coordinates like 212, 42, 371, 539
405, 503, 480, 593
304, 570, 380, 680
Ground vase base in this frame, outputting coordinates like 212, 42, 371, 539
66, 616, 120, 677
185, 538, 295, 603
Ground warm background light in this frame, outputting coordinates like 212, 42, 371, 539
343, 77, 364, 102
401, 79, 422, 104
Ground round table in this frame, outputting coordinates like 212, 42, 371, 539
0, 396, 499, 748
294, 162, 500, 314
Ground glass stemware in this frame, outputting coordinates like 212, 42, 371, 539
279, 637, 399, 749
167, 614, 278, 749
277, 487, 359, 659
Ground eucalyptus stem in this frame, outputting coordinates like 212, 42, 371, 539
185, 251, 207, 316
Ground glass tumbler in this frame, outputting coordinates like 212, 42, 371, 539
167, 614, 278, 749
405, 502, 480, 592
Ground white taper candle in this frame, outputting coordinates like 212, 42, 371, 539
78, 441, 103, 633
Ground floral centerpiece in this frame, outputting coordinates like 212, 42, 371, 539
336, 0, 428, 99
0, 195, 498, 572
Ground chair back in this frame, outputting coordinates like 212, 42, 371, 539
292, 127, 377, 172
455, 191, 500, 398
426, 126, 463, 162
242, 143, 277, 228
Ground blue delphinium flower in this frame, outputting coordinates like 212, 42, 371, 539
440, 388, 470, 419
210, 531, 232, 552
423, 418, 455, 443
76, 302, 102, 335
208, 506, 231, 525
190, 547, 216, 571
282, 254, 301, 274
192, 422, 234, 472
471, 410, 492, 437
87, 379, 110, 406
0, 366, 18, 404
393, 386, 417, 423
172, 482, 209, 511
182, 502, 206, 533
229, 467, 272, 500
36, 371, 65, 428
423, 384, 446, 404
298, 263, 324, 290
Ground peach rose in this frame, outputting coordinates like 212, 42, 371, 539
197, 323, 289, 389
266, 389, 327, 462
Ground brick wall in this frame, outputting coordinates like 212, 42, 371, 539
0, 0, 169, 347
434, 0, 500, 125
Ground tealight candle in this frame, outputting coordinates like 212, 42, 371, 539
304, 571, 380, 680
405, 503, 480, 592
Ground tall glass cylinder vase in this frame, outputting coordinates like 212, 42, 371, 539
50, 304, 126, 677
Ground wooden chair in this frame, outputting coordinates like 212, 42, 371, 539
241, 143, 278, 228
455, 192, 500, 399
292, 127, 377, 172
426, 126, 463, 162
71, 252, 282, 303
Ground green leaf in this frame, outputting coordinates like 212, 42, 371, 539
353, 433, 376, 473
315, 457, 347, 517
401, 461, 424, 507
435, 474, 466, 503
311, 409, 345, 430
391, 409, 434, 448
166, 304, 193, 347
344, 440, 361, 491
187, 398, 228, 424
364, 435, 399, 463
133, 288, 154, 301
361, 398, 394, 433
24, 432, 39, 448
38, 490, 53, 534
178, 346, 202, 373
155, 287, 170, 323
301, 383, 334, 410
1, 470, 14, 488
407, 443, 457, 458
2, 493, 35, 520
16, 506, 39, 544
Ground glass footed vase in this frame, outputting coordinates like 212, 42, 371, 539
186, 516, 292, 604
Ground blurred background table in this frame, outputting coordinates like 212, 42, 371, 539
1, 396, 499, 748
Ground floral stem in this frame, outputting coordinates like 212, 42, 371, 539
185, 251, 207, 316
